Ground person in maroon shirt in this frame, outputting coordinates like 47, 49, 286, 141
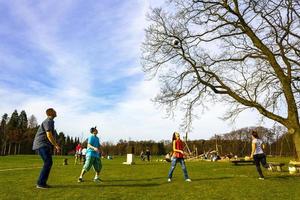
167, 132, 191, 182
75, 143, 82, 165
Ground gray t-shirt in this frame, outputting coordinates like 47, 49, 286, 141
252, 138, 264, 155
32, 117, 55, 150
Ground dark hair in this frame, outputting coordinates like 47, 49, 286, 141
46, 108, 56, 117
172, 132, 178, 141
90, 126, 97, 133
251, 131, 259, 139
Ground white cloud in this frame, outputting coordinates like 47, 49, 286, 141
0, 0, 276, 144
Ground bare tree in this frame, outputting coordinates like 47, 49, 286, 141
142, 0, 300, 159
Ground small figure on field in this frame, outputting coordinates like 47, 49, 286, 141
250, 130, 270, 180
75, 143, 82, 165
32, 108, 61, 189
63, 158, 68, 165
81, 146, 87, 165
140, 150, 145, 161
145, 147, 151, 161
78, 127, 102, 183
167, 132, 191, 182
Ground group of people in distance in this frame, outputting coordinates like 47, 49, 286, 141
75, 143, 87, 165
32, 108, 270, 189
140, 148, 151, 161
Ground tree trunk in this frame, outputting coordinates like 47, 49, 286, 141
8, 142, 11, 155
14, 143, 17, 155
18, 143, 21, 154
280, 139, 283, 157
293, 129, 300, 161
2, 141, 7, 155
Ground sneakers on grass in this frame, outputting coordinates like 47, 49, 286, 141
167, 178, 171, 182
185, 179, 192, 182
94, 178, 102, 182
36, 185, 48, 189
78, 178, 83, 182
258, 177, 265, 180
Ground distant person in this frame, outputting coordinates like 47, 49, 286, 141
78, 127, 102, 182
250, 130, 270, 180
32, 108, 60, 189
81, 147, 87, 165
140, 150, 145, 161
145, 147, 151, 161
75, 143, 82, 165
167, 132, 191, 182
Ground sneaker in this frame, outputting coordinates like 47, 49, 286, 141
167, 178, 171, 182
185, 179, 192, 182
93, 178, 102, 182
78, 178, 83, 182
258, 177, 265, 180
36, 185, 48, 189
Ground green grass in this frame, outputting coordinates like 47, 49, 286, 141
0, 155, 299, 200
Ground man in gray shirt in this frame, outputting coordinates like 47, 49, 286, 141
33, 108, 60, 189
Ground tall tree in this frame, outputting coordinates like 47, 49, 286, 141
18, 111, 28, 130
17, 110, 28, 154
28, 115, 38, 128
7, 110, 19, 155
142, 0, 300, 159
0, 114, 8, 155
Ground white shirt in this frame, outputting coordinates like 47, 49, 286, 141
252, 138, 264, 155
81, 148, 87, 156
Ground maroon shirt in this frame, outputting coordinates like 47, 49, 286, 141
174, 139, 184, 158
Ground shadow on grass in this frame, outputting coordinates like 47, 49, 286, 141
190, 176, 233, 181
52, 182, 163, 189
50, 177, 168, 189
267, 175, 300, 180
103, 177, 164, 182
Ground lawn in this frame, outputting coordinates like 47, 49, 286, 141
0, 155, 299, 200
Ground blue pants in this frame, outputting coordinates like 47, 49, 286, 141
37, 146, 53, 186
253, 153, 269, 178
168, 157, 189, 179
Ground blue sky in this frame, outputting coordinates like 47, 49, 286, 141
0, 0, 274, 142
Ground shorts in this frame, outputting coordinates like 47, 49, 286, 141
83, 156, 102, 172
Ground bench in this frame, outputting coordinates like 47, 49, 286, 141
231, 160, 254, 165
288, 162, 300, 174
268, 162, 285, 172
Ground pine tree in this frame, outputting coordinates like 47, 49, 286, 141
7, 110, 19, 155
0, 114, 8, 155
17, 111, 28, 154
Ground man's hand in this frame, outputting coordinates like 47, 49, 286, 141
94, 147, 99, 152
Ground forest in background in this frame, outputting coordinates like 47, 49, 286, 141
0, 110, 296, 158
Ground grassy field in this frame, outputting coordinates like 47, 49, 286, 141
0, 155, 299, 200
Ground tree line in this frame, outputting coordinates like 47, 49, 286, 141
101, 126, 296, 158
0, 110, 80, 156
0, 110, 296, 158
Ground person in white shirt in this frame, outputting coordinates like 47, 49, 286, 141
81, 147, 87, 165
250, 131, 270, 180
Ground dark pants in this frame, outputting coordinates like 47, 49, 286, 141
37, 146, 53, 186
253, 153, 269, 178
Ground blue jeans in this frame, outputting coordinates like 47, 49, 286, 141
37, 146, 53, 186
253, 153, 269, 178
168, 157, 189, 179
